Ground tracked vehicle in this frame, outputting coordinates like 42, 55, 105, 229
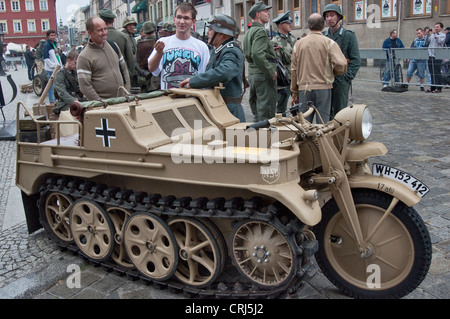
16, 87, 431, 298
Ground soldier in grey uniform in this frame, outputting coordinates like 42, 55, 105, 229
243, 1, 278, 122
271, 11, 296, 114
323, 4, 360, 118
179, 14, 246, 122
99, 10, 136, 88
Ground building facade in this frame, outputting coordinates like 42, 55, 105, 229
0, 0, 57, 48
72, 0, 450, 49
230, 0, 450, 48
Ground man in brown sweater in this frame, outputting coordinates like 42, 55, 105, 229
291, 13, 347, 123
78, 17, 131, 101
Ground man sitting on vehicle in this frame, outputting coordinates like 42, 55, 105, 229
53, 50, 86, 114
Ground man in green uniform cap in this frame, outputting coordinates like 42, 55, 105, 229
99, 9, 136, 88
243, 1, 277, 122
323, 4, 360, 118
271, 10, 296, 114
179, 14, 246, 122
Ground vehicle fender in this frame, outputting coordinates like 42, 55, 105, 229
348, 174, 422, 207
248, 181, 322, 226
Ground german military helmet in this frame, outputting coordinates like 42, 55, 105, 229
323, 4, 343, 20
207, 14, 238, 38
142, 21, 156, 34
273, 11, 292, 25
162, 22, 175, 32
123, 16, 138, 28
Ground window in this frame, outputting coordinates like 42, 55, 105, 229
411, 0, 431, 16
13, 20, 22, 32
25, 0, 34, 11
293, 0, 301, 27
0, 21, 7, 33
27, 20, 36, 32
310, 0, 320, 14
447, 0, 450, 14
42, 19, 50, 32
237, 3, 244, 33
0, 1, 5, 12
40, 0, 48, 11
277, 0, 284, 16
381, 0, 397, 18
158, 1, 162, 20
11, 0, 20, 11
353, 0, 367, 21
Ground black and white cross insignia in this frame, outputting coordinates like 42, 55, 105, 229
95, 118, 116, 147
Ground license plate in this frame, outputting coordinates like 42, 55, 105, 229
372, 164, 430, 198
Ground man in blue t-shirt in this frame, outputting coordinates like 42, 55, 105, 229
406, 28, 427, 91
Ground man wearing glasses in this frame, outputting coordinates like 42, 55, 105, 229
148, 2, 210, 89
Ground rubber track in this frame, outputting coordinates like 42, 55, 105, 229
39, 177, 318, 299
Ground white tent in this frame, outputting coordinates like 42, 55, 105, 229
6, 42, 26, 52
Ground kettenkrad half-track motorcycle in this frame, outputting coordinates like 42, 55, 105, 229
16, 87, 431, 298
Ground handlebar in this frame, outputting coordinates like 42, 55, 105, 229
246, 103, 316, 131
246, 120, 271, 130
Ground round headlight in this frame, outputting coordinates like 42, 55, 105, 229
361, 107, 373, 140
334, 104, 373, 141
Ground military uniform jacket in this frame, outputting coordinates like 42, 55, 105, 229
189, 39, 244, 101
324, 26, 360, 85
137, 35, 157, 70
107, 27, 135, 77
243, 22, 277, 79
271, 32, 296, 76
54, 67, 81, 110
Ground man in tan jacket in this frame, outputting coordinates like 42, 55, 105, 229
78, 17, 131, 101
291, 13, 347, 123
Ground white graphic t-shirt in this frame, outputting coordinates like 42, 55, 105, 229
148, 35, 210, 90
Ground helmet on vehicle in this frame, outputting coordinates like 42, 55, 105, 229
207, 14, 238, 38
323, 4, 343, 21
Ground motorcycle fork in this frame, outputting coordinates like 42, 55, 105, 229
316, 129, 368, 255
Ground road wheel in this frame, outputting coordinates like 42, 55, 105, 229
314, 189, 432, 298
107, 206, 133, 268
231, 220, 297, 288
124, 212, 178, 281
39, 191, 73, 244
33, 73, 48, 97
169, 217, 225, 288
69, 199, 115, 261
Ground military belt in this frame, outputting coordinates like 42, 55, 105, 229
248, 58, 277, 64
223, 96, 243, 104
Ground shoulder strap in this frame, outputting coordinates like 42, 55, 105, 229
107, 40, 120, 57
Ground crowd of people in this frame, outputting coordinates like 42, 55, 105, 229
383, 23, 449, 93
6, 1, 450, 123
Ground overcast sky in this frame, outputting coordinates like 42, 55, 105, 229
56, 0, 90, 25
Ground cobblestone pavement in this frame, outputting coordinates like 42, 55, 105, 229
0, 67, 449, 300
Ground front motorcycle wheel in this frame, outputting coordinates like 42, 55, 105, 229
314, 189, 431, 299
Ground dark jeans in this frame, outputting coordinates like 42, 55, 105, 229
428, 57, 442, 92
27, 64, 34, 81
